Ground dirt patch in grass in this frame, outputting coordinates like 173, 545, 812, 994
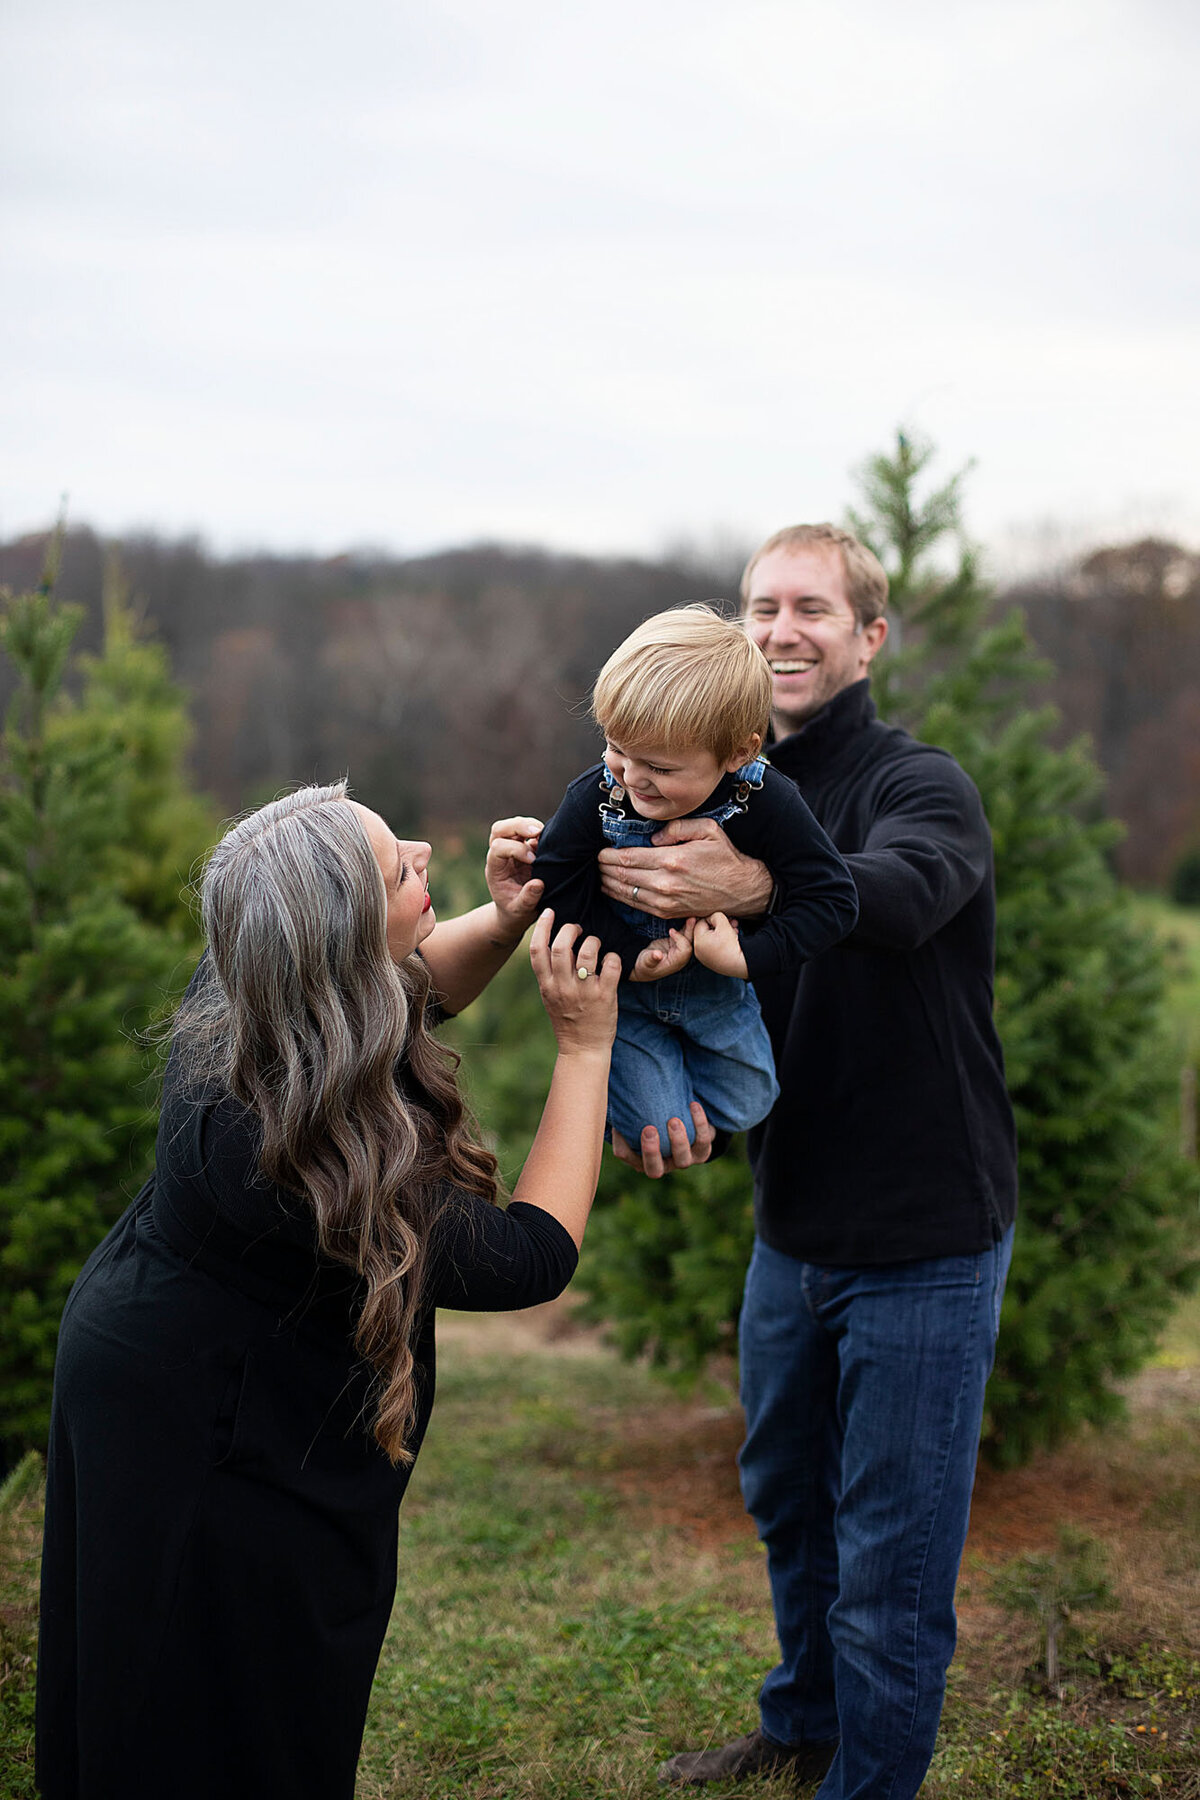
441, 1301, 753, 1551
599, 1371, 1197, 1553
967, 1450, 1149, 1560
608, 1404, 1181, 1578
442, 1295, 1200, 1700
472, 1304, 1200, 1657
606, 1403, 749, 1551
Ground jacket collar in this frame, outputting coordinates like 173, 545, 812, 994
768, 678, 877, 782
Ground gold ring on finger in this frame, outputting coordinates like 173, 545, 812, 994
577, 965, 590, 980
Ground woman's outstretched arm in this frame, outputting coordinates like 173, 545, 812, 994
511, 910, 620, 1247
425, 909, 619, 1314
418, 815, 545, 1014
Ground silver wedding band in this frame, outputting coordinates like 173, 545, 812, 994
632, 885, 640, 901
577, 966, 590, 980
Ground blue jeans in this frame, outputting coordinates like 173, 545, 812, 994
610, 966, 780, 1152
737, 1227, 1014, 1800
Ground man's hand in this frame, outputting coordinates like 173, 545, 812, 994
597, 816, 772, 921
610, 1102, 715, 1178
486, 816, 544, 941
692, 912, 749, 978
629, 922, 695, 983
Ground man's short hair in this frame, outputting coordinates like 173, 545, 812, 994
592, 603, 771, 767
740, 523, 889, 630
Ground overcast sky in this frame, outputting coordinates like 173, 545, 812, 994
3, 0, 1198, 572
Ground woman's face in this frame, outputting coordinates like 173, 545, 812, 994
351, 803, 436, 961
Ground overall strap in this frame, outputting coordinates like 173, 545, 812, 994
598, 763, 629, 822
731, 754, 767, 800
714, 754, 768, 820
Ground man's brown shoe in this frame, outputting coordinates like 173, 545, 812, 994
657, 1728, 837, 1787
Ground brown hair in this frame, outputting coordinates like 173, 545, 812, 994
591, 603, 770, 766
740, 523, 889, 629
175, 782, 498, 1465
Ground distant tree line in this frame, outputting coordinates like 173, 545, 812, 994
1004, 539, 1200, 889
1, 526, 1197, 886
0, 534, 706, 837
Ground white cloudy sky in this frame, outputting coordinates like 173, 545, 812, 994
3, 0, 1198, 569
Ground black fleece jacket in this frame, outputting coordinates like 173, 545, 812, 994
748, 679, 1018, 1263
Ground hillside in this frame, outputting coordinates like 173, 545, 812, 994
3, 528, 1198, 882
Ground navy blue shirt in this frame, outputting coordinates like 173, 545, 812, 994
533, 758, 859, 980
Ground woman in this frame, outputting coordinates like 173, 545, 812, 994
36, 782, 619, 1800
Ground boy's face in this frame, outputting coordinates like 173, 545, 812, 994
603, 738, 744, 821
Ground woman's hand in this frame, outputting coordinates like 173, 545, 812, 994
418, 817, 545, 1013
630, 921, 694, 983
486, 815, 545, 943
692, 913, 749, 978
529, 910, 619, 1056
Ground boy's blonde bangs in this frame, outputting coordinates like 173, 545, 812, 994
592, 604, 772, 767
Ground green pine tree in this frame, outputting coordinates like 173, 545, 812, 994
574, 432, 1198, 1462
850, 431, 1196, 1464
71, 553, 216, 931
0, 542, 211, 1461
580, 1144, 755, 1370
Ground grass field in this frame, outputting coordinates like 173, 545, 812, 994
365, 1304, 1200, 1800
3, 1299, 1198, 1798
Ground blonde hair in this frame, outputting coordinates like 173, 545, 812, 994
175, 782, 498, 1465
740, 523, 889, 629
591, 603, 770, 766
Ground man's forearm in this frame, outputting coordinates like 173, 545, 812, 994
725, 857, 774, 917
597, 825, 773, 921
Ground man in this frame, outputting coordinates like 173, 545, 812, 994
597, 523, 1017, 1800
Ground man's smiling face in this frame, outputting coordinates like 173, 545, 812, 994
743, 543, 887, 737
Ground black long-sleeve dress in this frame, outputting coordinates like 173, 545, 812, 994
36, 1037, 578, 1800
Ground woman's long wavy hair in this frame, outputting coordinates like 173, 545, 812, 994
174, 781, 499, 1464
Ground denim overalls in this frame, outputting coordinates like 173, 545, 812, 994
598, 759, 780, 1152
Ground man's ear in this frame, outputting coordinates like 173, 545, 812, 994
860, 616, 888, 667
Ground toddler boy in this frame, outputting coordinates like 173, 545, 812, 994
532, 605, 858, 1152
